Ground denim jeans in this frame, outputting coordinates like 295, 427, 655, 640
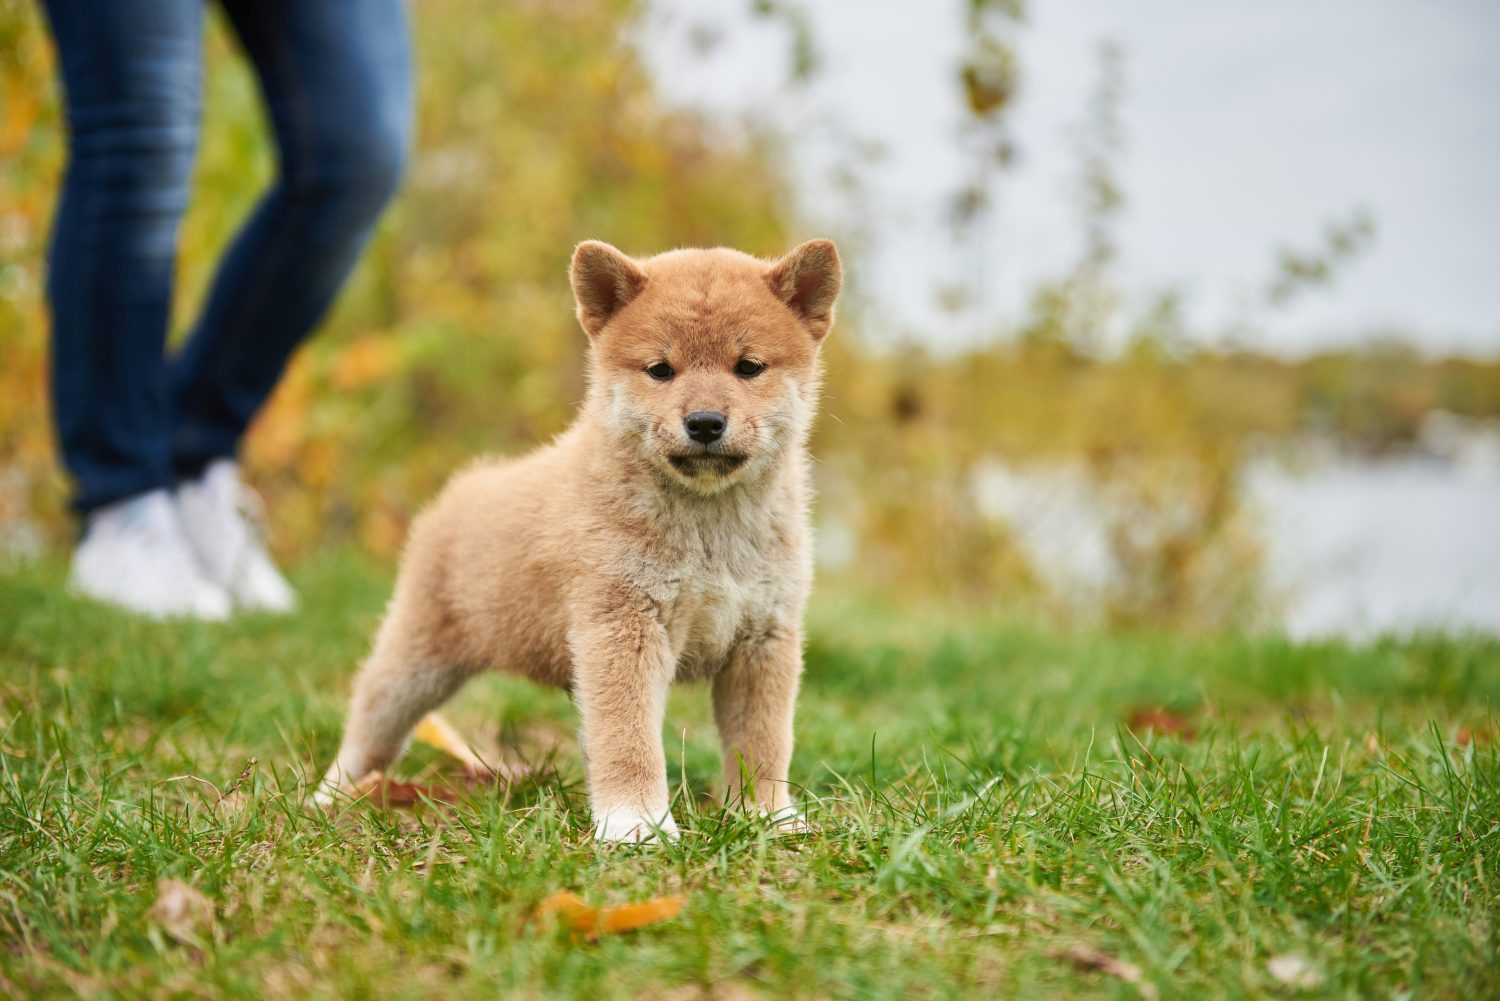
41, 0, 412, 513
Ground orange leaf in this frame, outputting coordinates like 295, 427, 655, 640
535, 891, 686, 940
412, 713, 492, 777
410, 713, 537, 786
596, 896, 687, 935
1125, 706, 1197, 740
1455, 726, 1491, 748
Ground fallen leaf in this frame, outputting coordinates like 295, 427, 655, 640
352, 771, 462, 807
150, 878, 213, 945
1063, 944, 1157, 999
327, 716, 540, 813
1266, 953, 1323, 989
412, 713, 537, 784
535, 890, 686, 940
1125, 706, 1197, 740
412, 713, 493, 778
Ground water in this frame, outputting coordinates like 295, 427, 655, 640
1246, 456, 1500, 639
968, 429, 1500, 638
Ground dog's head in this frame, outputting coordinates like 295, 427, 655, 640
571, 240, 841, 494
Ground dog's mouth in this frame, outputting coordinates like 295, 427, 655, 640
667, 450, 749, 476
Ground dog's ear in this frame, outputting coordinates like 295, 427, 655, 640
571, 241, 647, 337
765, 239, 842, 341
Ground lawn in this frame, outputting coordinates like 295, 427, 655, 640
1, 550, 1497, 999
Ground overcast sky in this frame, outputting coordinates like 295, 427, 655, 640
639, 0, 1500, 356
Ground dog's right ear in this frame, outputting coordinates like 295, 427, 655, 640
570, 241, 647, 337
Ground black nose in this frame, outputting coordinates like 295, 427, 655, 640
684, 410, 726, 444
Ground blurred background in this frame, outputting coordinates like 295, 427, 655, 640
1, 0, 1497, 637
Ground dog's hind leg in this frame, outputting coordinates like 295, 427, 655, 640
312, 624, 470, 806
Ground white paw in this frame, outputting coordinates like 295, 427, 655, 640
593, 807, 680, 844
309, 766, 366, 810
309, 780, 352, 809
757, 806, 810, 836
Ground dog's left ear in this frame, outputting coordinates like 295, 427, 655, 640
765, 239, 842, 341
571, 241, 647, 337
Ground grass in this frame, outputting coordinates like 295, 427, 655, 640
1, 549, 1497, 999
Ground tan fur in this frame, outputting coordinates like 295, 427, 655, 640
316, 239, 842, 842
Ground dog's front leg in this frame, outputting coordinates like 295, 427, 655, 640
571, 599, 678, 843
713, 624, 802, 826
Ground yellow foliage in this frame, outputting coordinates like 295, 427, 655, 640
2, 0, 1496, 628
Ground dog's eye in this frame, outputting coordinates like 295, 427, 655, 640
735, 359, 765, 378
646, 362, 675, 381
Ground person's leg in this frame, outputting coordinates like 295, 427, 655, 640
42, 0, 232, 620
169, 0, 412, 475
41, 0, 204, 513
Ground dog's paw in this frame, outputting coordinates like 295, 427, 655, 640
309, 779, 354, 810
308, 768, 370, 811
757, 805, 810, 837
593, 807, 680, 844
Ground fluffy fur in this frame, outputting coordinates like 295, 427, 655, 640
315, 239, 842, 842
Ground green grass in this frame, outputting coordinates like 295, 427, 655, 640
2, 550, 1497, 999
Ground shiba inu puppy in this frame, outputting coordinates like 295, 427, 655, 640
314, 239, 842, 842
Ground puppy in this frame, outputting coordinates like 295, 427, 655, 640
315, 239, 842, 842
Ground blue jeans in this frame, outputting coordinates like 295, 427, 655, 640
42, 0, 412, 513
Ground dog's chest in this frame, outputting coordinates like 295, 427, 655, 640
654, 526, 783, 675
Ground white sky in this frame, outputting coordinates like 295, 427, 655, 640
638, 0, 1500, 356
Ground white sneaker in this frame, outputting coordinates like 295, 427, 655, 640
70, 490, 233, 621
176, 460, 298, 614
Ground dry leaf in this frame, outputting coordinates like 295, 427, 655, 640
412, 712, 537, 784
1455, 727, 1491, 748
352, 771, 462, 807
150, 878, 213, 945
1063, 944, 1157, 999
1266, 953, 1323, 989
535, 890, 686, 940
326, 714, 539, 814
1125, 706, 1198, 740
412, 713, 493, 778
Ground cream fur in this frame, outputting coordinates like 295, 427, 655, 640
315, 240, 842, 843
